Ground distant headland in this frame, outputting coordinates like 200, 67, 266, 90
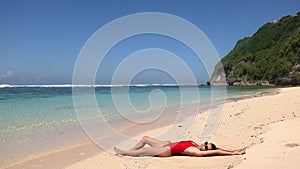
211, 12, 300, 86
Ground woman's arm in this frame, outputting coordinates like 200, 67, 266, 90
217, 146, 242, 153
184, 147, 245, 157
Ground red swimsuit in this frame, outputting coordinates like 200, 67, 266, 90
166, 140, 198, 155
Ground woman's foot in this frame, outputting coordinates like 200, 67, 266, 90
114, 147, 124, 156
233, 149, 246, 155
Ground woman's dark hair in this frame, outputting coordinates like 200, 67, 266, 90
211, 143, 217, 150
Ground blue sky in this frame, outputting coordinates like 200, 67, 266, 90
0, 0, 299, 85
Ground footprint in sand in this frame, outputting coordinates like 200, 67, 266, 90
285, 143, 300, 148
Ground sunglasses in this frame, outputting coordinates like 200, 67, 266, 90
204, 141, 209, 150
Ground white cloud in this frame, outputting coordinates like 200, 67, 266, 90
0, 70, 13, 79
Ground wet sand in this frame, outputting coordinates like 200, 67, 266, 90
3, 86, 300, 169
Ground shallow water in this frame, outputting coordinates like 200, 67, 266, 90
0, 85, 276, 166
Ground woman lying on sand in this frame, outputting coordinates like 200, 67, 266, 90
114, 136, 246, 157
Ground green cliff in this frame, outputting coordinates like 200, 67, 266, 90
211, 12, 300, 86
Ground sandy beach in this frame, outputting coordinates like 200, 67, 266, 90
5, 86, 300, 169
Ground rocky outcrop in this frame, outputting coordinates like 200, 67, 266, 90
274, 63, 300, 85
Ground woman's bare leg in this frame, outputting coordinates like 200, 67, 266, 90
114, 146, 171, 157
130, 136, 168, 150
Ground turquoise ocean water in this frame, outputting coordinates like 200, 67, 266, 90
0, 85, 276, 166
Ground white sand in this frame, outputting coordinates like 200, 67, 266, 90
4, 87, 300, 169
64, 87, 300, 169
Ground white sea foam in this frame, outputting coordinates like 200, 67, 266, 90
0, 84, 13, 88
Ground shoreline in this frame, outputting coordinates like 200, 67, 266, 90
3, 86, 299, 169
65, 86, 299, 169
1, 94, 210, 169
